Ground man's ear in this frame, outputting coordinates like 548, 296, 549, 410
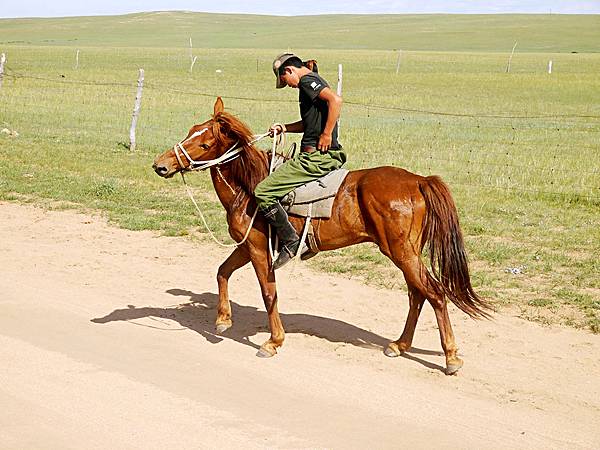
214, 97, 224, 115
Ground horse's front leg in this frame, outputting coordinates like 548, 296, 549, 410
249, 250, 285, 358
215, 246, 250, 334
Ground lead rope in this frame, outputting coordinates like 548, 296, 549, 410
180, 129, 284, 249
181, 171, 259, 248
267, 125, 286, 263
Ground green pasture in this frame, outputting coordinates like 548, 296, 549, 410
0, 13, 599, 332
1, 12, 599, 52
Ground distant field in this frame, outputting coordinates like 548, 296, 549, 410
0, 13, 599, 331
1, 12, 600, 52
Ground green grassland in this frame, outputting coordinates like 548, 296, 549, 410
0, 13, 599, 331
1, 12, 599, 52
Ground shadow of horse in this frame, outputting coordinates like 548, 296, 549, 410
91, 288, 444, 372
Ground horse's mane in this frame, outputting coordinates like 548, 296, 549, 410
211, 111, 269, 198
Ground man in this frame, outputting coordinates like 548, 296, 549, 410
254, 52, 346, 270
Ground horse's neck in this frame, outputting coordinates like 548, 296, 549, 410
209, 166, 247, 215
209, 166, 238, 208
209, 144, 269, 216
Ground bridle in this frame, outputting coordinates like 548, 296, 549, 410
172, 127, 244, 172
170, 124, 280, 248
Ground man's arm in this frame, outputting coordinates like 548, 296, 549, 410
317, 87, 342, 152
269, 120, 303, 136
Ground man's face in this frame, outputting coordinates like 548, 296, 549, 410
280, 67, 300, 88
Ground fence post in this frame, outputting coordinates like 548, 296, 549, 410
189, 37, 197, 73
506, 41, 517, 73
548, 60, 553, 74
395, 50, 402, 74
337, 63, 343, 138
75, 49, 79, 69
129, 68, 144, 151
0, 53, 6, 89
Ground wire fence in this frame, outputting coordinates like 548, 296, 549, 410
2, 64, 599, 203
6, 67, 600, 120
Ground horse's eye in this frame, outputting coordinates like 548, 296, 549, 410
200, 143, 209, 149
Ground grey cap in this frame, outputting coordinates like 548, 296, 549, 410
272, 52, 297, 89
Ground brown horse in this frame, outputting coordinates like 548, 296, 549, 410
153, 97, 491, 375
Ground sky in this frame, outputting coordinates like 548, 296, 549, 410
2, 0, 600, 18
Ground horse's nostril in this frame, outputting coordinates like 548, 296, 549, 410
154, 165, 169, 176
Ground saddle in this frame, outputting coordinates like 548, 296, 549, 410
281, 166, 349, 260
281, 168, 349, 219
268, 147, 349, 261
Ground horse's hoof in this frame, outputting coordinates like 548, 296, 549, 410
215, 323, 231, 334
446, 358, 463, 375
384, 344, 402, 358
256, 347, 276, 358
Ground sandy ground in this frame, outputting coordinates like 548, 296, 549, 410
1, 201, 599, 449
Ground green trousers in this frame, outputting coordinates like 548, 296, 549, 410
254, 148, 347, 208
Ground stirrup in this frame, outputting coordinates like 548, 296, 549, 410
272, 242, 299, 270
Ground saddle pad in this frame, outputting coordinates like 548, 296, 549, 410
282, 168, 349, 219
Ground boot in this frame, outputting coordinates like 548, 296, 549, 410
260, 202, 301, 270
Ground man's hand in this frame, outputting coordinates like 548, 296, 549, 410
318, 132, 332, 152
268, 123, 286, 137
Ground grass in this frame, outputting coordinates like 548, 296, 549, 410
1, 12, 599, 52
0, 13, 599, 332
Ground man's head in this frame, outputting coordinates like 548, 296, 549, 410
272, 53, 304, 89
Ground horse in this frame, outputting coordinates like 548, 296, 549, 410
152, 97, 491, 375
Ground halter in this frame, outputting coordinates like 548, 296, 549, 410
173, 127, 243, 172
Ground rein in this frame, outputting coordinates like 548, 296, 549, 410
177, 127, 284, 248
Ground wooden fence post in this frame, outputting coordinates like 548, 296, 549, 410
506, 41, 517, 73
129, 68, 144, 151
189, 37, 197, 73
395, 50, 402, 74
75, 49, 79, 69
548, 60, 553, 74
0, 53, 6, 89
337, 63, 343, 138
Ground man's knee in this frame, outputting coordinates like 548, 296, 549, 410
254, 181, 275, 209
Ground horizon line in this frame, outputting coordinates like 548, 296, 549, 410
3, 10, 600, 20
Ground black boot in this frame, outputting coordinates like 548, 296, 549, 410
260, 202, 300, 270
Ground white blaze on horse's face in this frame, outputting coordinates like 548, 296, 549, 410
152, 123, 216, 178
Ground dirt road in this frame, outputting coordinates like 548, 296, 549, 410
1, 201, 599, 449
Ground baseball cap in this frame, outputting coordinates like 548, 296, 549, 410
272, 52, 297, 89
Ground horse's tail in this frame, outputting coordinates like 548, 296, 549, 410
419, 176, 492, 319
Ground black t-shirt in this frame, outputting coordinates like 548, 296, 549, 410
298, 72, 340, 150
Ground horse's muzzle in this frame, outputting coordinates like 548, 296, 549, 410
152, 162, 169, 177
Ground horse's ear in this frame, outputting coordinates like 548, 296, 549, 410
214, 97, 224, 115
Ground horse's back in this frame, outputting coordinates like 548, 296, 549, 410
320, 166, 428, 250
342, 165, 426, 201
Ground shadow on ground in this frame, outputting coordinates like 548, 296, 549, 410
91, 288, 444, 371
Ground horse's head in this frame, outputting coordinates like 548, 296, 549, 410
152, 97, 242, 178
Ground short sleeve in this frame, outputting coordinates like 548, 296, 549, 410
299, 73, 329, 101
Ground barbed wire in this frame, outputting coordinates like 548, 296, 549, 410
344, 101, 600, 120
450, 181, 600, 204
4, 66, 600, 120
2, 66, 599, 202
4, 96, 598, 174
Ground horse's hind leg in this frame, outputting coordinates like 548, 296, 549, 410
387, 253, 463, 375
216, 246, 250, 334
431, 295, 463, 375
384, 283, 425, 357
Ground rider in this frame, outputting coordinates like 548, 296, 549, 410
254, 52, 346, 270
